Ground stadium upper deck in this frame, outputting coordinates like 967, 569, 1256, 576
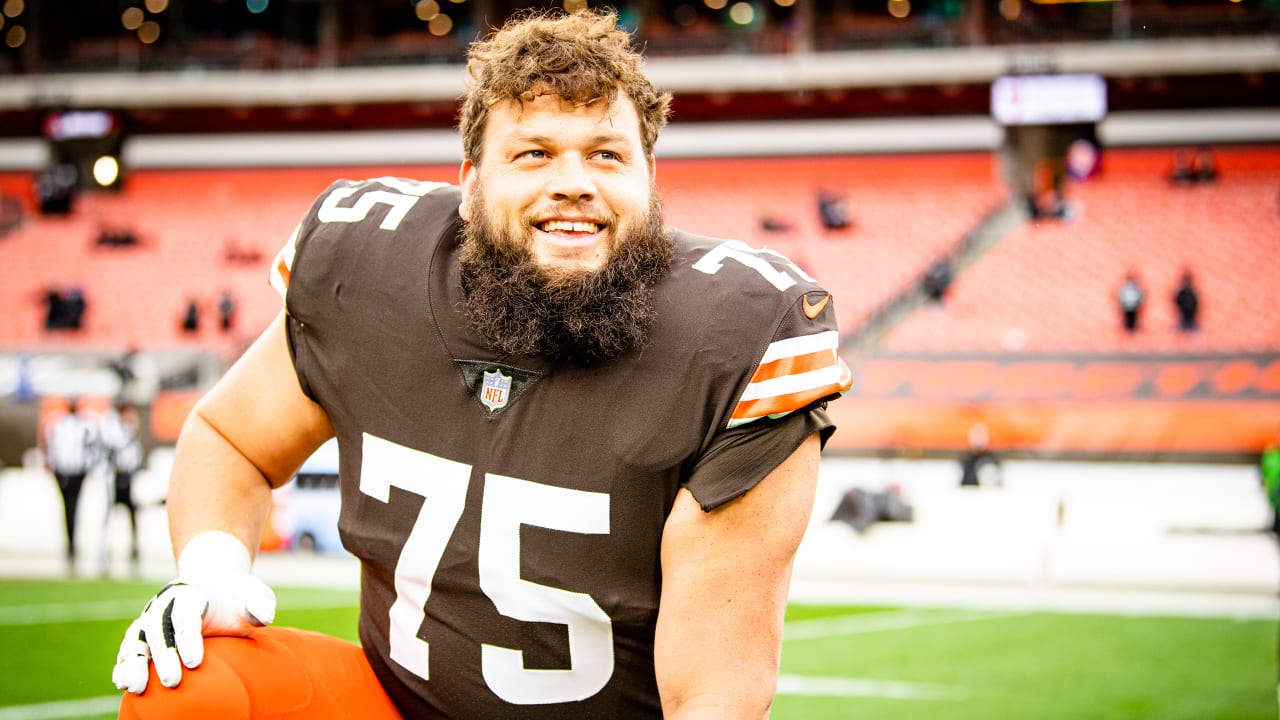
0, 0, 1276, 141
0, 1, 1276, 458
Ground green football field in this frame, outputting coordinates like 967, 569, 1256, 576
0, 578, 1274, 719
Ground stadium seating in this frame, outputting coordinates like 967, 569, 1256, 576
0, 165, 455, 358
881, 145, 1280, 354
1, 146, 1275, 365
656, 152, 1007, 338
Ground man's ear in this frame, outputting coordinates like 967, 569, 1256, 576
458, 160, 476, 222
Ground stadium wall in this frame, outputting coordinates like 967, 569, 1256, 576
2, 108, 1280, 171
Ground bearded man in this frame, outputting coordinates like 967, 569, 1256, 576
112, 9, 851, 719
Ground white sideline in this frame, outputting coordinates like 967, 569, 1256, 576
783, 607, 1019, 642
777, 674, 964, 700
0, 596, 358, 626
0, 695, 120, 720
0, 607, 979, 717
0, 680, 964, 717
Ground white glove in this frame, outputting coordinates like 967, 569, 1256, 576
112, 531, 277, 694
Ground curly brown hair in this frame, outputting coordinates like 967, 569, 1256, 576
459, 8, 672, 164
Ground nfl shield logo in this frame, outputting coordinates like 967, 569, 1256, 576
480, 369, 512, 412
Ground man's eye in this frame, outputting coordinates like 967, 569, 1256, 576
520, 150, 547, 160
595, 151, 619, 161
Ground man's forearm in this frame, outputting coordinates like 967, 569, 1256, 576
167, 409, 276, 560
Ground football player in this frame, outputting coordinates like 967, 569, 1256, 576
112, 8, 852, 719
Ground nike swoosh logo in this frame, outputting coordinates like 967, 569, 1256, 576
802, 293, 831, 320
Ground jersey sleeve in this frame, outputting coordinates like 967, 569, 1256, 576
266, 176, 457, 403
267, 176, 453, 303
725, 293, 851, 429
683, 247, 854, 511
268, 178, 350, 304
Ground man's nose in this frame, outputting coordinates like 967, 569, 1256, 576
547, 155, 596, 202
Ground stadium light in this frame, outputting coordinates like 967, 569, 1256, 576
428, 13, 452, 35
729, 1, 754, 25
3, 24, 22, 48
92, 156, 121, 188
138, 20, 161, 44
44, 110, 127, 192
415, 0, 440, 21
121, 7, 144, 30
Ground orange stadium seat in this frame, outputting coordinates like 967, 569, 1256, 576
1, 153, 1006, 358
880, 145, 1280, 355
3, 148, 1277, 456
0, 165, 458, 358
656, 152, 1007, 336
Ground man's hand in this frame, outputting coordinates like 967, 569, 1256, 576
111, 531, 277, 694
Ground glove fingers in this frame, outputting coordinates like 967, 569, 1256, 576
112, 618, 151, 694
240, 575, 277, 628
172, 587, 209, 670
143, 591, 198, 687
203, 574, 277, 634
112, 570, 275, 695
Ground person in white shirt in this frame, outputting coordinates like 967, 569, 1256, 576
43, 398, 102, 565
100, 402, 145, 562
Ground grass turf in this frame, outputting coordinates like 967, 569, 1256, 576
0, 580, 1273, 719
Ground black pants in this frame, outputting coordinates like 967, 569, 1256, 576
113, 472, 139, 558
54, 472, 86, 560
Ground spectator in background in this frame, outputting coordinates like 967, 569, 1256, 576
1173, 270, 1200, 332
959, 422, 1001, 488
95, 224, 138, 248
922, 258, 953, 304
62, 285, 87, 330
43, 398, 102, 568
100, 403, 145, 564
1118, 273, 1145, 332
223, 239, 264, 265
41, 284, 69, 330
1169, 148, 1197, 185
36, 162, 78, 215
759, 214, 794, 234
217, 290, 237, 332
1192, 145, 1219, 183
41, 282, 87, 331
817, 188, 852, 231
0, 192, 23, 236
181, 298, 200, 333
1169, 146, 1219, 185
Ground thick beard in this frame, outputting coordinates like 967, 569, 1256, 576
459, 192, 673, 365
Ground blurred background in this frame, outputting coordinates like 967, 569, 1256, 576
0, 0, 1278, 715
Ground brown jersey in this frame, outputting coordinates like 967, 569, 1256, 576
272, 177, 852, 719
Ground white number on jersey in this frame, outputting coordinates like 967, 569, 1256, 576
359, 432, 615, 704
316, 178, 447, 231
691, 239, 815, 290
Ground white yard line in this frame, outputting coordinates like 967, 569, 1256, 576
0, 597, 356, 626
0, 600, 146, 626
0, 695, 120, 720
775, 609, 1006, 701
783, 607, 1019, 642
777, 674, 964, 700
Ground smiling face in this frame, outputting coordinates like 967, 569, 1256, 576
459, 92, 657, 276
